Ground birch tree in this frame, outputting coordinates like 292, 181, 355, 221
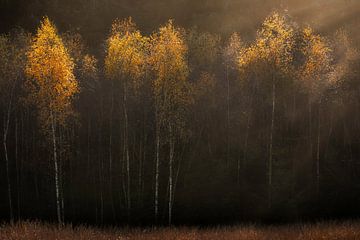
239, 12, 294, 208
24, 17, 78, 226
105, 17, 148, 217
223, 32, 245, 182
299, 27, 333, 196
149, 20, 192, 225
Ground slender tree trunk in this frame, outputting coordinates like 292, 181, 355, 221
109, 86, 113, 175
268, 81, 276, 209
19, 112, 25, 219
123, 82, 131, 219
291, 91, 296, 197
155, 119, 160, 224
324, 112, 333, 162
99, 152, 104, 225
3, 116, 13, 224
173, 143, 184, 211
99, 166, 104, 225
51, 111, 62, 227
141, 132, 146, 207
15, 115, 21, 221
109, 81, 115, 219
308, 96, 317, 196
87, 119, 91, 176
99, 99, 104, 225
121, 122, 127, 209
86, 118, 96, 221
308, 97, 313, 165
226, 65, 230, 166
138, 132, 143, 204
138, 103, 147, 206
3, 82, 16, 224
316, 100, 321, 197
168, 124, 174, 226
239, 113, 250, 185
58, 126, 65, 223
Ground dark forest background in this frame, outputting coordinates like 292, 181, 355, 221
1, 0, 360, 226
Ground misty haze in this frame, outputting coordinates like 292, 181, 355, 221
1, 0, 360, 239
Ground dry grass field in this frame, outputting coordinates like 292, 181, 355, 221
1, 221, 360, 240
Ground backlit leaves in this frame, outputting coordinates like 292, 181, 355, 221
299, 26, 332, 99
149, 20, 192, 134
25, 17, 78, 130
223, 32, 244, 70
105, 17, 148, 91
239, 12, 295, 77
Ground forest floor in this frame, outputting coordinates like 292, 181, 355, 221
1, 221, 360, 239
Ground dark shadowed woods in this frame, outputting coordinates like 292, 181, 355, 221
1, 0, 360, 227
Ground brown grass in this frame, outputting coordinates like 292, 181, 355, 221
1, 221, 360, 240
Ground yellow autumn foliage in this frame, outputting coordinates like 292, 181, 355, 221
223, 32, 244, 70
149, 20, 192, 132
25, 17, 78, 130
105, 17, 148, 91
239, 12, 294, 76
300, 26, 332, 98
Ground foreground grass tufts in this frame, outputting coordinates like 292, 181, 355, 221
1, 221, 360, 239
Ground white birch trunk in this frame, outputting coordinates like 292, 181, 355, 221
123, 82, 131, 218
51, 111, 62, 227
3, 81, 16, 224
316, 100, 321, 197
155, 119, 160, 223
168, 124, 174, 226
268, 81, 275, 209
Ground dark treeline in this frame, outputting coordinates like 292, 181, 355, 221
1, 0, 360, 227
2, 0, 360, 43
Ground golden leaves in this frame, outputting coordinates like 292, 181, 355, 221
237, 12, 335, 102
105, 18, 148, 91
149, 20, 188, 84
223, 32, 244, 70
330, 29, 359, 86
239, 12, 295, 76
149, 20, 192, 132
80, 54, 98, 80
299, 26, 332, 98
105, 18, 192, 134
110, 17, 137, 37
25, 17, 78, 130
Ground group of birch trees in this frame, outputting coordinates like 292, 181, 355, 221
1, 12, 360, 225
